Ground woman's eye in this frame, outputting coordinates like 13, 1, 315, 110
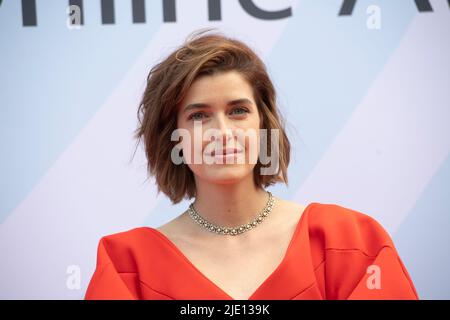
188, 108, 248, 121
188, 112, 205, 121
230, 107, 249, 115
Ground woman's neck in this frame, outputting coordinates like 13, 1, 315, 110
192, 176, 270, 227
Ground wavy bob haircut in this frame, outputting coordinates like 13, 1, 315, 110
134, 28, 291, 204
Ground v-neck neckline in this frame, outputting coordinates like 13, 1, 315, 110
146, 202, 313, 300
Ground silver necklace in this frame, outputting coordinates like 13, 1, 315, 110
187, 191, 275, 236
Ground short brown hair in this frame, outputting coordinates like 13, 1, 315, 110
134, 28, 291, 204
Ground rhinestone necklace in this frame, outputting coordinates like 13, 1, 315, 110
187, 191, 275, 236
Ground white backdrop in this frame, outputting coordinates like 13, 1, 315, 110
0, 0, 449, 299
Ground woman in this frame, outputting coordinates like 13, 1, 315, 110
85, 29, 419, 300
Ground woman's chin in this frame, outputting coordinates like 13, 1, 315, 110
201, 168, 252, 185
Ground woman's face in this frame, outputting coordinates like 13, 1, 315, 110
176, 70, 261, 185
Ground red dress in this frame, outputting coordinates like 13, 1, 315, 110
84, 202, 419, 300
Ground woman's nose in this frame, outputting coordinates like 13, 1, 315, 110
212, 114, 234, 144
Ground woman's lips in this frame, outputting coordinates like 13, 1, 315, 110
204, 148, 245, 163
215, 152, 241, 159
210, 148, 244, 157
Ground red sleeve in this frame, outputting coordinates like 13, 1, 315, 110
346, 245, 419, 299
310, 204, 420, 300
84, 237, 137, 300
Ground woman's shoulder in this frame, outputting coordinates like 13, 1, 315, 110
305, 201, 396, 255
95, 226, 164, 259
99, 226, 154, 242
304, 202, 418, 300
307, 201, 386, 227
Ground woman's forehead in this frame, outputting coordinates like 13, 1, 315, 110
185, 72, 253, 99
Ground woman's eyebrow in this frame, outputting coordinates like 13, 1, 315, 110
182, 98, 252, 114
